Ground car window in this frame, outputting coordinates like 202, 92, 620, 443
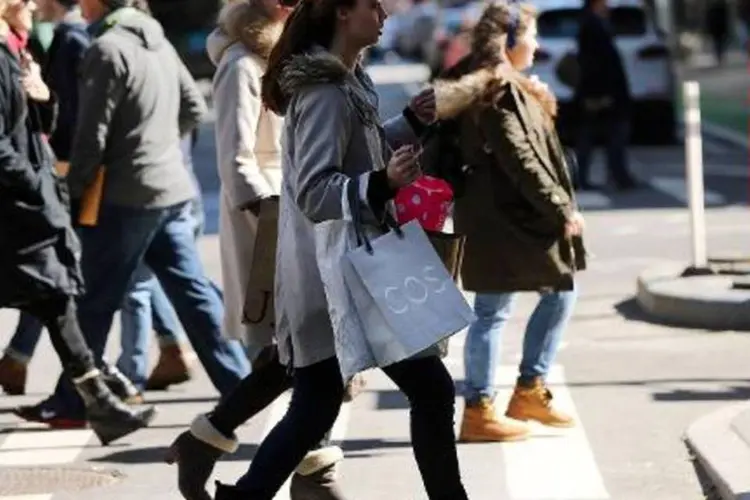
537, 7, 648, 38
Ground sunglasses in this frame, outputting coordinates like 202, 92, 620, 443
279, 0, 299, 7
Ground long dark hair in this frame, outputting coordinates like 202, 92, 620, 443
261, 0, 356, 113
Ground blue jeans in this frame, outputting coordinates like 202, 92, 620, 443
463, 288, 577, 404
117, 266, 186, 390
4, 313, 44, 364
116, 196, 211, 390
47, 201, 249, 419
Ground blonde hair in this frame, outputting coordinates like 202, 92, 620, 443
217, 0, 283, 58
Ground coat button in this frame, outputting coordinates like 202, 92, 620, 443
550, 193, 561, 204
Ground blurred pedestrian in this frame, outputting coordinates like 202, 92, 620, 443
14, 0, 250, 429
706, 0, 730, 65
0, 0, 155, 444
574, 0, 636, 191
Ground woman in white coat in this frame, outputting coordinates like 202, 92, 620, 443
165, 1, 349, 499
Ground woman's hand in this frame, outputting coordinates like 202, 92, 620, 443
408, 87, 436, 125
20, 55, 50, 102
386, 145, 421, 190
564, 210, 585, 238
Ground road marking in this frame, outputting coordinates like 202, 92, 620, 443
648, 176, 725, 206
0, 429, 93, 466
575, 191, 612, 210
0, 496, 52, 500
497, 365, 609, 500
267, 393, 352, 500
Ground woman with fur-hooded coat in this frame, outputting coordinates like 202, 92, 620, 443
428, 2, 586, 444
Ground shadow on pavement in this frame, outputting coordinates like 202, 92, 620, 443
90, 438, 414, 464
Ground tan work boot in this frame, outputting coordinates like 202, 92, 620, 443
146, 344, 196, 390
0, 355, 27, 395
505, 377, 575, 428
459, 397, 530, 442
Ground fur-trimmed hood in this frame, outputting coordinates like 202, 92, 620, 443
206, 0, 282, 65
276, 48, 377, 121
278, 50, 352, 99
433, 63, 558, 120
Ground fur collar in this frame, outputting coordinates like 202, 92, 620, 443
277, 49, 377, 124
211, 0, 282, 62
278, 50, 351, 98
433, 63, 558, 121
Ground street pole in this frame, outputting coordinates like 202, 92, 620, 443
682, 81, 712, 276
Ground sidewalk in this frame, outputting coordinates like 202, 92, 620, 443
679, 51, 748, 146
637, 261, 750, 499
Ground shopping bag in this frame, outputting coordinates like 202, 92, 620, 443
426, 230, 464, 283
343, 180, 475, 368
78, 166, 105, 227
242, 196, 279, 329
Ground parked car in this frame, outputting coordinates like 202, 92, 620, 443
439, 0, 677, 145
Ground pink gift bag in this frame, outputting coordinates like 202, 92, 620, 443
394, 175, 454, 231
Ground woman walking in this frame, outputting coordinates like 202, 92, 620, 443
210, 0, 468, 497
430, 1, 586, 442
166, 1, 360, 498
0, 0, 155, 445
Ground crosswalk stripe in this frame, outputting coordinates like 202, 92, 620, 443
0, 495, 52, 500
0, 428, 92, 466
575, 190, 612, 210
496, 365, 609, 500
648, 176, 725, 206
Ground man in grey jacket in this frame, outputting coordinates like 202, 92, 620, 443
16, 0, 251, 426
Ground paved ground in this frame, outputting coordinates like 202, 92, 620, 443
1, 63, 749, 500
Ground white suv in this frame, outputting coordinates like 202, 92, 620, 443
530, 0, 677, 144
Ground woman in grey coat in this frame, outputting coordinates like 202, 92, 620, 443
213, 0, 468, 498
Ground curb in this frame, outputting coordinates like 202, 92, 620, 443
684, 401, 750, 500
636, 264, 750, 331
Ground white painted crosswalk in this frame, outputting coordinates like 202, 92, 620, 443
0, 359, 608, 500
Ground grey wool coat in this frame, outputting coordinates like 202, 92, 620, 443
274, 47, 419, 370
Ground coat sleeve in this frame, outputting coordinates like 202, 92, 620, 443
67, 42, 126, 200
291, 84, 381, 224
213, 57, 273, 209
480, 86, 573, 228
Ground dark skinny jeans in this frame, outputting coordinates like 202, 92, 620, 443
233, 355, 468, 500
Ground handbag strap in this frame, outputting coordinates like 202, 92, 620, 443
346, 176, 402, 255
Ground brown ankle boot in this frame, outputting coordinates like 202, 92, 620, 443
459, 397, 530, 442
505, 377, 575, 428
0, 355, 27, 395
146, 344, 195, 391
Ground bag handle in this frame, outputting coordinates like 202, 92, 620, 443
347, 175, 403, 255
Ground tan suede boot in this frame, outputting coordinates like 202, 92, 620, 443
146, 344, 196, 390
0, 355, 27, 395
459, 397, 530, 442
505, 377, 575, 428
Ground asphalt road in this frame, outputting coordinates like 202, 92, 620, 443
1, 62, 749, 500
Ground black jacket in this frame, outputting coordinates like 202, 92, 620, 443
43, 16, 91, 161
0, 40, 84, 308
575, 10, 631, 113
